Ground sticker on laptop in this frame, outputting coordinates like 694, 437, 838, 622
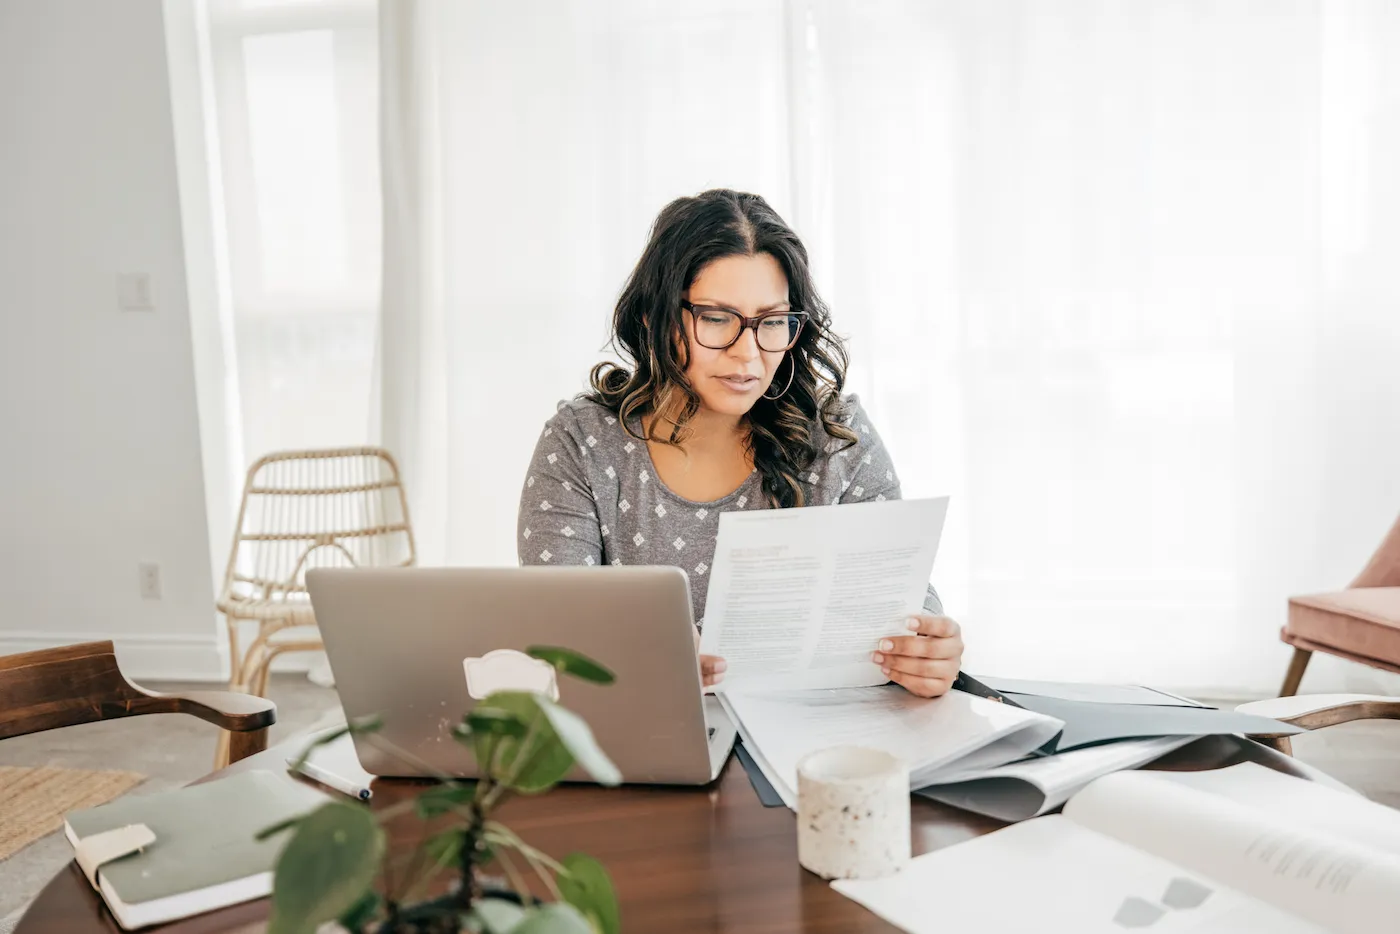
463, 649, 559, 701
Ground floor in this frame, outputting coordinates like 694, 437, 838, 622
0, 684, 1397, 924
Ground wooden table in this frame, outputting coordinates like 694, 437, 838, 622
17, 733, 1322, 933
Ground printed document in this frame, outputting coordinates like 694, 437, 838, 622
837, 764, 1400, 934
699, 497, 948, 692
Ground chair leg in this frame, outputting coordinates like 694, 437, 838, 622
224, 614, 242, 688
1279, 647, 1313, 698
212, 729, 232, 771
234, 620, 282, 697
256, 648, 273, 698
1256, 735, 1294, 757
227, 727, 269, 764
254, 640, 325, 698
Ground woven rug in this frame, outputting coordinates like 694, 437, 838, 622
0, 765, 145, 862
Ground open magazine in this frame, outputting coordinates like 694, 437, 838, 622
835, 763, 1400, 934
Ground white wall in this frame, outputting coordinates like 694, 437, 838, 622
0, 0, 223, 679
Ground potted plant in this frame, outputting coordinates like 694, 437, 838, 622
260, 647, 623, 934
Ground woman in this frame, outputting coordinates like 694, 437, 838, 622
517, 189, 963, 696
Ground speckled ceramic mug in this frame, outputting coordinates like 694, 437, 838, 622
796, 746, 910, 880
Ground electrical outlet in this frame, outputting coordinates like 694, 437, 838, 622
138, 562, 162, 600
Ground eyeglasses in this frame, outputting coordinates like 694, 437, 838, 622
681, 302, 807, 352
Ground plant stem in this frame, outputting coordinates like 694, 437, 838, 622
516, 846, 564, 902
491, 843, 533, 903
483, 823, 566, 874
473, 734, 508, 807
500, 715, 545, 781
455, 800, 489, 909
483, 825, 564, 902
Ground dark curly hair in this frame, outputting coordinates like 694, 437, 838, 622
589, 189, 856, 508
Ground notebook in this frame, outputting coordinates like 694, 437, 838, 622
64, 770, 329, 930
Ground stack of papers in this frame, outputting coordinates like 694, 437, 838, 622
724, 685, 1063, 809
700, 498, 1303, 817
701, 498, 1061, 809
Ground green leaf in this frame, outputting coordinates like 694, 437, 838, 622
468, 707, 530, 738
535, 700, 621, 787
473, 692, 622, 791
422, 828, 465, 868
472, 898, 528, 934
525, 646, 616, 685
510, 903, 595, 934
337, 891, 381, 932
267, 802, 385, 934
473, 692, 573, 793
415, 781, 477, 818
557, 853, 620, 934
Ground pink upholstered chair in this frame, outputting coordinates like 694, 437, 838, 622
1279, 512, 1400, 696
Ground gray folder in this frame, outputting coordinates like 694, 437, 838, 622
1001, 692, 1305, 753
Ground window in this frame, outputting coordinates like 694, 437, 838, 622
202, 0, 381, 459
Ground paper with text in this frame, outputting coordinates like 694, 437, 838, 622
699, 497, 948, 692
834, 816, 1327, 934
1065, 770, 1400, 934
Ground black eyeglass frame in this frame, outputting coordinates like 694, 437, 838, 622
681, 301, 808, 352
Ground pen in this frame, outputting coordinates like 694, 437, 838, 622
293, 758, 374, 802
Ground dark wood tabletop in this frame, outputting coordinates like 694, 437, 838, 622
16, 732, 1318, 934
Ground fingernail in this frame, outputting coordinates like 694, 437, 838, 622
713, 660, 727, 672
871, 652, 885, 664
879, 639, 894, 652
907, 618, 921, 631
881, 667, 891, 676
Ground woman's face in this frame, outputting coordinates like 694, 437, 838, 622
680, 252, 792, 420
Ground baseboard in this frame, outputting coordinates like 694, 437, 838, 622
0, 630, 226, 682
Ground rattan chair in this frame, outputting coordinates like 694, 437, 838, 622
214, 447, 415, 766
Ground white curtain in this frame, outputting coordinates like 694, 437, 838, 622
202, 0, 382, 463
377, 0, 1400, 695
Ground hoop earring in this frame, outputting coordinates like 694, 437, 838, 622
763, 357, 796, 400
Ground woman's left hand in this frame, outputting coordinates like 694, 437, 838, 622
872, 615, 964, 698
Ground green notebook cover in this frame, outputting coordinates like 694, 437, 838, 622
65, 769, 329, 910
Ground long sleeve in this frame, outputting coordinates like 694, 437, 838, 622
517, 412, 604, 567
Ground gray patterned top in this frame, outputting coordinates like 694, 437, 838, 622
516, 394, 941, 624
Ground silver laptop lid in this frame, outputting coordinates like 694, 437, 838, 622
306, 566, 714, 784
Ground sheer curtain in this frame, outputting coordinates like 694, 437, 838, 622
203, 0, 381, 461
377, 0, 1400, 695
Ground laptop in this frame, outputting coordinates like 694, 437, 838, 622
305, 566, 737, 785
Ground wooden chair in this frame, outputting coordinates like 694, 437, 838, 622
0, 641, 276, 764
1277, 512, 1400, 696
214, 447, 415, 766
1238, 694, 1400, 757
